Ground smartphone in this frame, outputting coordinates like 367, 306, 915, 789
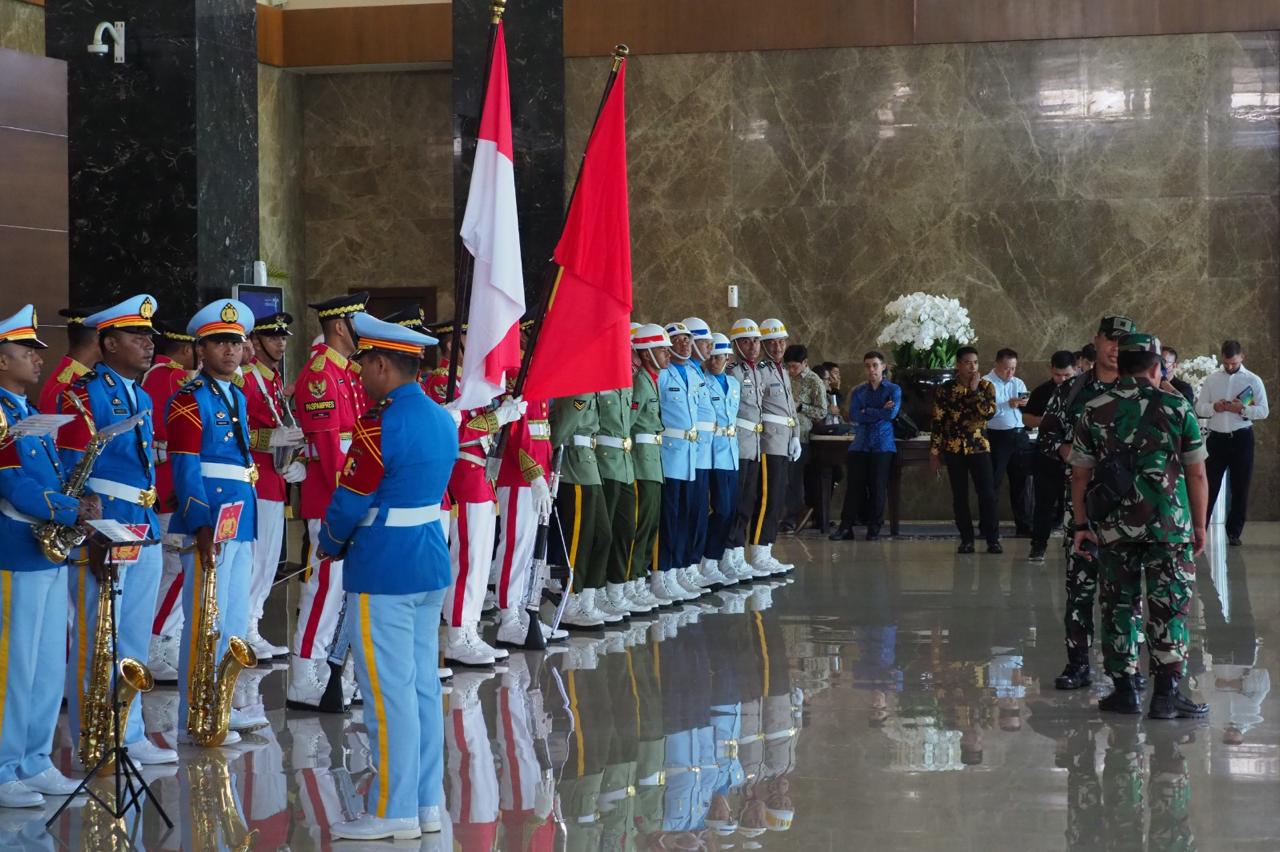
1018, 391, 1030, 399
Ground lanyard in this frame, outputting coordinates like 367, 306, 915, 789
204, 373, 254, 469
111, 369, 155, 483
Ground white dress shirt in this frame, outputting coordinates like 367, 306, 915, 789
984, 371, 1027, 430
1194, 365, 1269, 433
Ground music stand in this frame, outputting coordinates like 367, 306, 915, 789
47, 522, 173, 829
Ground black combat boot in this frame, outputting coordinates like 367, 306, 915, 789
1148, 673, 1209, 720
317, 660, 349, 714
1054, 650, 1092, 690
1098, 675, 1142, 714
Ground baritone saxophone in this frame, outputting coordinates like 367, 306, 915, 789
186, 548, 257, 746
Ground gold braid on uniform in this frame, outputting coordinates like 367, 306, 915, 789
466, 410, 501, 434
249, 428, 272, 452
519, 450, 545, 484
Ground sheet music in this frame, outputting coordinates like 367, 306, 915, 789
8, 414, 74, 437
96, 411, 149, 439
85, 519, 146, 544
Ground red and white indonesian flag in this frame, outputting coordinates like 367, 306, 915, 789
454, 21, 525, 410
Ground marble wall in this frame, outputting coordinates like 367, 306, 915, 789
0, 0, 41, 55
567, 32, 1280, 519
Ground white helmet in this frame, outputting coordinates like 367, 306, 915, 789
710, 332, 733, 356
632, 323, 672, 350
664, 321, 692, 340
759, 318, 788, 341
682, 317, 712, 341
630, 321, 642, 335
729, 318, 761, 341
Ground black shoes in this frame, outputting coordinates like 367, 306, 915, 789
1228, 535, 1243, 547
1098, 676, 1142, 714
1027, 544, 1047, 562
829, 528, 855, 541
987, 541, 1004, 554
1055, 658, 1092, 690
957, 541, 976, 554
1148, 674, 1209, 719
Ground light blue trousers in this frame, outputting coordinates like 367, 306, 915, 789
0, 566, 68, 785
178, 539, 252, 733
66, 542, 162, 749
347, 587, 446, 820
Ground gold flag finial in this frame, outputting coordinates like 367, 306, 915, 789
612, 43, 629, 71
490, 0, 506, 24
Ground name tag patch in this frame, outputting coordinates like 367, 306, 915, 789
305, 400, 336, 412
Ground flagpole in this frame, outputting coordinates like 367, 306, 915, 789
447, 0, 509, 403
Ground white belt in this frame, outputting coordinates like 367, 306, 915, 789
661, 427, 698, 442
761, 413, 797, 428
633, 433, 662, 446
735, 418, 764, 433
696, 420, 715, 432
0, 498, 39, 525
528, 422, 551, 438
339, 437, 352, 454
359, 505, 443, 528
571, 435, 595, 448
200, 462, 254, 483
87, 477, 157, 508
459, 435, 493, 452
595, 435, 632, 452
716, 424, 738, 437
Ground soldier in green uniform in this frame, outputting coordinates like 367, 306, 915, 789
630, 324, 670, 608
596, 379, 651, 619
1070, 332, 1210, 719
551, 393, 616, 629
1039, 315, 1131, 691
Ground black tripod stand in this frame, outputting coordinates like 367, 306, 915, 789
47, 528, 173, 830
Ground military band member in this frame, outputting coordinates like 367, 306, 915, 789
37, 304, 101, 414
318, 313, 457, 841
145, 320, 197, 682
168, 299, 261, 744
290, 292, 368, 711
629, 325, 671, 610
58, 295, 177, 767
550, 390, 616, 628
243, 311, 304, 662
653, 322, 705, 603
682, 317, 719, 589
1070, 332, 1210, 719
722, 320, 774, 581
0, 305, 101, 807
753, 318, 800, 575
701, 333, 744, 584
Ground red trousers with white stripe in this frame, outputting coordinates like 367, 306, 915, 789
447, 691, 499, 848
151, 513, 184, 639
444, 501, 497, 629
492, 486, 538, 611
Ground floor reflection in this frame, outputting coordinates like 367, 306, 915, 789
6, 528, 1277, 849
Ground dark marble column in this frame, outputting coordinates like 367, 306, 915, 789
45, 0, 257, 322
453, 0, 564, 303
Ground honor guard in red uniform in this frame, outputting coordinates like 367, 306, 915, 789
423, 321, 524, 668
37, 305, 102, 414
143, 320, 197, 681
243, 312, 305, 662
289, 292, 369, 711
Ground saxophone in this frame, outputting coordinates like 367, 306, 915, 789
33, 390, 109, 563
186, 753, 259, 851
78, 579, 155, 775
186, 548, 257, 746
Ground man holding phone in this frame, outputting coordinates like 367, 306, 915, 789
984, 348, 1033, 537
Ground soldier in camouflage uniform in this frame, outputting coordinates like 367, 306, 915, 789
1070, 332, 1210, 719
1039, 315, 1131, 691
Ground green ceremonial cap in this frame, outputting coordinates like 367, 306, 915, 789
1098, 315, 1137, 339
1118, 332, 1161, 354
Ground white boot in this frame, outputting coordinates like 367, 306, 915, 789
149, 635, 178, 682
699, 558, 732, 588
285, 657, 328, 710
677, 566, 705, 596
757, 543, 793, 574
560, 593, 605, 629
746, 546, 778, 578
469, 624, 509, 660
630, 579, 662, 609
722, 548, 753, 583
609, 582, 650, 615
595, 585, 632, 620
581, 588, 624, 624
649, 572, 677, 604
443, 626, 497, 667
563, 637, 602, 671
496, 608, 528, 647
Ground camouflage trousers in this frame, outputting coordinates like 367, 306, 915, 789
1098, 541, 1195, 678
1061, 514, 1144, 653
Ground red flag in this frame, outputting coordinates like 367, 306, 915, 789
522, 62, 632, 399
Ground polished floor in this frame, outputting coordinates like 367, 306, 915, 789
9, 525, 1278, 851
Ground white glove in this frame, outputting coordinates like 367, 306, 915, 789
448, 407, 463, 428
269, 426, 305, 448
281, 460, 307, 483
788, 436, 802, 462
531, 475, 553, 521
495, 396, 528, 427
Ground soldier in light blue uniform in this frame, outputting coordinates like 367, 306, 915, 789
654, 322, 704, 603
320, 313, 458, 842
682, 318, 719, 590
166, 299, 260, 745
0, 305, 100, 807
702, 332, 743, 585
56, 294, 177, 768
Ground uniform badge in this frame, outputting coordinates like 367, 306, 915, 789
139, 297, 155, 319
220, 302, 239, 323
309, 379, 328, 399
573, 399, 586, 411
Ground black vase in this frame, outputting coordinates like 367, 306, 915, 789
891, 367, 955, 432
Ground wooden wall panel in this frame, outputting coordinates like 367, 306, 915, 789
0, 129, 67, 232
257, 3, 285, 67
0, 49, 66, 133
277, 3, 451, 67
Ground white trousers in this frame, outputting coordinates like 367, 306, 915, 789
292, 518, 344, 659
443, 502, 496, 629
249, 498, 285, 626
496, 677, 541, 812
492, 486, 538, 611
446, 689, 499, 825
152, 512, 185, 640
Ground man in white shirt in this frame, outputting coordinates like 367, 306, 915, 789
1194, 340, 1270, 545
984, 348, 1032, 536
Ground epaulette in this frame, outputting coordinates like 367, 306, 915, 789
56, 362, 90, 385
430, 367, 448, 377
310, 351, 328, 372
360, 400, 388, 422
165, 360, 186, 370
70, 369, 98, 388
178, 378, 204, 394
